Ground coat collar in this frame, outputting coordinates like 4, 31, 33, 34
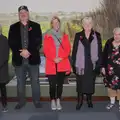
19, 20, 32, 30
80, 29, 94, 42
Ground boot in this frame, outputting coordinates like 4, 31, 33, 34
86, 94, 93, 108
76, 93, 83, 110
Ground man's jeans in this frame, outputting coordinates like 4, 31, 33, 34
15, 64, 40, 104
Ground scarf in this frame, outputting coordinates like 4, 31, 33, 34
46, 29, 62, 57
75, 32, 98, 75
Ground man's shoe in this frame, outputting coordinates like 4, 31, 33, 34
34, 102, 42, 108
15, 103, 25, 110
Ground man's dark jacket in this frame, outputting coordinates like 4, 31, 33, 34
8, 20, 42, 66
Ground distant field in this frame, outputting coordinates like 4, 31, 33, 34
2, 21, 50, 37
2, 22, 106, 64
2, 25, 9, 37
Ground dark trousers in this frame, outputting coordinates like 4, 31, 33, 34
0, 83, 7, 107
15, 64, 40, 104
48, 72, 65, 99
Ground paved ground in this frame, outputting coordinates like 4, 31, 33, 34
0, 101, 120, 120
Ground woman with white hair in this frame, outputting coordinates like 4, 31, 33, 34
72, 17, 102, 110
102, 27, 120, 111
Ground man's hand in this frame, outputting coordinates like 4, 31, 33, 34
19, 49, 31, 59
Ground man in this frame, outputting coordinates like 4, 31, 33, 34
8, 6, 42, 109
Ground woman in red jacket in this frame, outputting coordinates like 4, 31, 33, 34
43, 16, 71, 110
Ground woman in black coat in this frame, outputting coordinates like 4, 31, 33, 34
72, 17, 102, 110
0, 25, 9, 112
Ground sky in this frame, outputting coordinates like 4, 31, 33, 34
0, 0, 102, 13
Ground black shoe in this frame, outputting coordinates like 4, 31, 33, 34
76, 103, 83, 110
15, 103, 25, 110
34, 102, 42, 108
88, 102, 93, 108
76, 93, 84, 110
86, 94, 93, 108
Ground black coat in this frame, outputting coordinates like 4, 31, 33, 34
102, 37, 114, 69
8, 20, 42, 66
0, 34, 9, 83
71, 30, 102, 94
72, 30, 102, 75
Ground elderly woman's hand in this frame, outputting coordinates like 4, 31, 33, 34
101, 68, 106, 75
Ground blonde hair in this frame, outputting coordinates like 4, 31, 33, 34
113, 27, 120, 34
50, 16, 60, 28
82, 17, 93, 25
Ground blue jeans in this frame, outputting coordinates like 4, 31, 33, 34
15, 64, 40, 104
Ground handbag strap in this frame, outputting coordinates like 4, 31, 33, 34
52, 33, 64, 50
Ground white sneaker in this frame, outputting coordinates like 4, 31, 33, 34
106, 103, 115, 110
51, 100, 56, 110
56, 99, 62, 110
2, 107, 8, 112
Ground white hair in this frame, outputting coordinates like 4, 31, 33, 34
113, 27, 120, 34
82, 17, 93, 25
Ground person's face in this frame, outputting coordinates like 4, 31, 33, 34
82, 21, 92, 32
114, 31, 120, 42
52, 19, 60, 31
19, 10, 29, 22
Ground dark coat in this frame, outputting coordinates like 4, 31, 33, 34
71, 30, 102, 94
102, 37, 114, 69
72, 30, 102, 75
0, 34, 9, 83
8, 20, 42, 66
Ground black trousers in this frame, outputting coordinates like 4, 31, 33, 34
48, 72, 65, 99
0, 83, 7, 107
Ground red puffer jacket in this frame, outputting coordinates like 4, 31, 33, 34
43, 33, 71, 75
